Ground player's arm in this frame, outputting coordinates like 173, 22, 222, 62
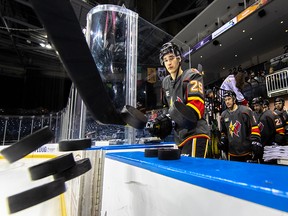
244, 108, 261, 141
185, 72, 205, 119
218, 114, 228, 151
168, 72, 204, 129
272, 113, 285, 145
244, 109, 262, 159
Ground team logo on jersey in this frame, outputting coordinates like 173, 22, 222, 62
258, 122, 264, 132
229, 120, 241, 137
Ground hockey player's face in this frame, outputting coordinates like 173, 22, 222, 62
163, 53, 180, 74
224, 96, 234, 109
274, 102, 283, 111
253, 104, 261, 113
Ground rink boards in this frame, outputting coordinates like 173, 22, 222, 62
102, 151, 288, 216
1, 144, 288, 216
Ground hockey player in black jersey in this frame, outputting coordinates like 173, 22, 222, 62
219, 91, 261, 162
147, 42, 210, 158
263, 99, 270, 111
274, 97, 288, 145
252, 97, 286, 163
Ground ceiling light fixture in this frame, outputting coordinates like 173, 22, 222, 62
46, 44, 52, 49
39, 42, 52, 49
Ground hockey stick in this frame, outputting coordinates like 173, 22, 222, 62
30, 0, 125, 125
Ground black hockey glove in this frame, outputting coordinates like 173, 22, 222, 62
218, 136, 228, 152
274, 135, 284, 146
251, 141, 263, 160
146, 114, 174, 139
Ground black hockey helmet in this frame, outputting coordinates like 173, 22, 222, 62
274, 97, 284, 105
159, 42, 181, 65
223, 90, 236, 100
206, 89, 213, 96
252, 97, 263, 105
263, 99, 269, 106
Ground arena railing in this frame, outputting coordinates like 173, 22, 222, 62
265, 69, 288, 97
0, 112, 63, 145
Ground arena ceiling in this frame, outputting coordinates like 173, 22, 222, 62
175, 0, 288, 85
0, 0, 212, 79
0, 0, 286, 85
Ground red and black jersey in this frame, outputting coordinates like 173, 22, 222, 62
254, 110, 285, 146
220, 105, 261, 156
275, 109, 288, 145
161, 69, 210, 144
274, 109, 288, 123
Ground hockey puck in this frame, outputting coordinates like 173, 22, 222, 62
121, 105, 148, 129
8, 178, 66, 214
144, 148, 159, 157
0, 126, 54, 163
29, 153, 76, 180
53, 158, 92, 181
169, 101, 198, 129
58, 138, 92, 151
158, 148, 181, 160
